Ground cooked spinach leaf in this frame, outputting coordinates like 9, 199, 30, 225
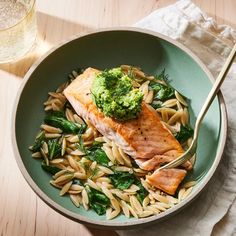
41, 161, 60, 175
87, 143, 110, 167
76, 135, 87, 154
87, 148, 109, 166
109, 171, 148, 202
31, 131, 45, 152
47, 139, 61, 159
150, 101, 162, 109
44, 115, 87, 134
135, 180, 148, 203
92, 203, 107, 215
109, 171, 136, 190
86, 186, 110, 215
148, 70, 176, 102
149, 81, 175, 101
175, 124, 194, 143
48, 110, 66, 118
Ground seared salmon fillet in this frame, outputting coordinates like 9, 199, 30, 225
146, 169, 187, 195
64, 68, 191, 194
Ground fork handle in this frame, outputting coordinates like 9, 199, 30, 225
194, 44, 236, 140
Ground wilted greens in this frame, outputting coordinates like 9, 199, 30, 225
149, 81, 175, 101
87, 142, 110, 167
44, 115, 87, 134
47, 138, 61, 159
41, 161, 60, 175
31, 131, 45, 152
109, 171, 136, 190
86, 186, 110, 215
109, 171, 148, 202
135, 180, 148, 203
175, 124, 194, 143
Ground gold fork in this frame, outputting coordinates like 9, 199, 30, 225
157, 44, 236, 171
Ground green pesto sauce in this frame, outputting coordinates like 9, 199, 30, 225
91, 68, 143, 121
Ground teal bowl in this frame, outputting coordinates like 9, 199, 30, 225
12, 28, 227, 229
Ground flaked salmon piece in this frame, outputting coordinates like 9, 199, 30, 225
146, 169, 187, 195
136, 154, 192, 171
64, 68, 192, 194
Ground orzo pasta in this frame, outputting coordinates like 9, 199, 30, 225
29, 66, 195, 219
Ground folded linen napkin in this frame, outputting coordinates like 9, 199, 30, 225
118, 1, 236, 235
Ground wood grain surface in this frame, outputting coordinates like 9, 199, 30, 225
0, 1, 235, 236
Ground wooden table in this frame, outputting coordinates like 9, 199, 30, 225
0, 1, 235, 235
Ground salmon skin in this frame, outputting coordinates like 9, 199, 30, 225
64, 68, 192, 194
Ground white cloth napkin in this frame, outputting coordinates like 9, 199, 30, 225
118, 1, 236, 235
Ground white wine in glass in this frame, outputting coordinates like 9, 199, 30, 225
0, 0, 37, 63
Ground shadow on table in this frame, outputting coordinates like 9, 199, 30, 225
86, 227, 119, 236
0, 11, 94, 78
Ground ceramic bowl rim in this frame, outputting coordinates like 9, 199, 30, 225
11, 27, 228, 229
